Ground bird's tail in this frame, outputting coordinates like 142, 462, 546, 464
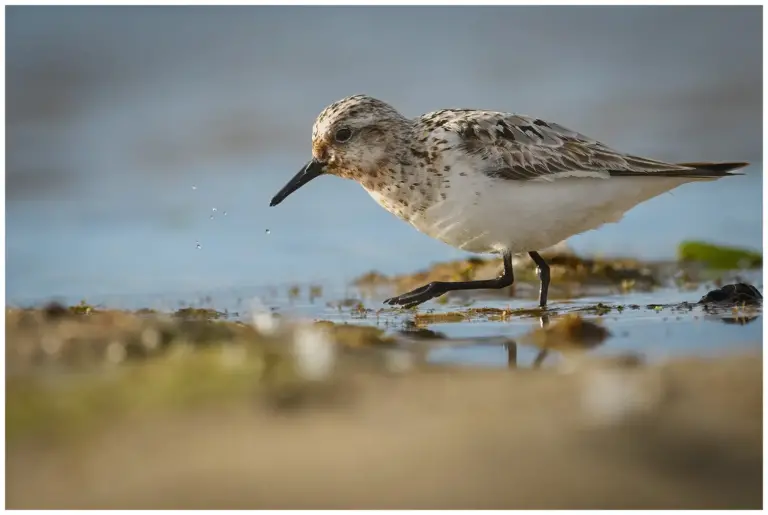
674, 161, 750, 177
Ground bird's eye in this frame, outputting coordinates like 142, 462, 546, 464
334, 127, 352, 143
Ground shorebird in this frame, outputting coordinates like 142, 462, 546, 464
270, 95, 748, 309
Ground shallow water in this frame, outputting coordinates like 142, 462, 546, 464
23, 269, 758, 370
8, 170, 763, 369
6, 7, 763, 370
421, 302, 762, 369
320, 276, 763, 369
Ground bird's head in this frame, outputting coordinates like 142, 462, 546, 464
270, 94, 408, 207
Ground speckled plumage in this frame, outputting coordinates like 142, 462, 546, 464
302, 94, 746, 255
270, 94, 747, 308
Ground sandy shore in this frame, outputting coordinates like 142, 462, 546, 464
7, 350, 762, 509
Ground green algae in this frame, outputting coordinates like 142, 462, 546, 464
678, 240, 762, 269
69, 300, 98, 315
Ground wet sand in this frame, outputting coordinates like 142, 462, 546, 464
6, 347, 762, 509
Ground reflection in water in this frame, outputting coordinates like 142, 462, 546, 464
438, 293, 762, 370
504, 314, 549, 368
507, 314, 552, 369
506, 342, 517, 368
532, 349, 550, 369
518, 312, 611, 368
716, 315, 761, 326
532, 314, 552, 369
504, 314, 574, 369
698, 281, 763, 326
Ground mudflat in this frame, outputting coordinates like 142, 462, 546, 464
6, 343, 761, 509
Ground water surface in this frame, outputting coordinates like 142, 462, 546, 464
5, 6, 763, 368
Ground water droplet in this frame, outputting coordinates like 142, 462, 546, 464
209, 215, 214, 220
265, 229, 271, 235
192, 185, 197, 190
223, 211, 228, 216
212, 207, 217, 212
196, 241, 202, 249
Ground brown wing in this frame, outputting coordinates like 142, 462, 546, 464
424, 110, 747, 181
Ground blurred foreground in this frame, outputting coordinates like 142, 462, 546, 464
6, 294, 762, 509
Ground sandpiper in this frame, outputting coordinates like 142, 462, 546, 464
270, 94, 748, 309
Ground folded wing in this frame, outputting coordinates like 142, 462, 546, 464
423, 110, 748, 181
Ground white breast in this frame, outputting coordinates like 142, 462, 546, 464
367, 161, 697, 255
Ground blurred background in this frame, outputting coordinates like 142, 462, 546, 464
6, 5, 763, 305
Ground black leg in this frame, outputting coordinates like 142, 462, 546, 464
384, 252, 515, 309
528, 251, 550, 308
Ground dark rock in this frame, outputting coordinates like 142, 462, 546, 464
698, 283, 762, 306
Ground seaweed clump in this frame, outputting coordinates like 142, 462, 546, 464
698, 283, 763, 307
520, 314, 611, 352
678, 241, 762, 270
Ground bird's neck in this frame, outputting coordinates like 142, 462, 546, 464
346, 121, 415, 192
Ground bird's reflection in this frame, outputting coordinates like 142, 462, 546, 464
506, 313, 551, 369
531, 313, 551, 369
506, 312, 614, 369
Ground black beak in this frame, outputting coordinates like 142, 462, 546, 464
269, 159, 327, 207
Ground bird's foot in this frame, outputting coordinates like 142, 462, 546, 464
384, 282, 447, 309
